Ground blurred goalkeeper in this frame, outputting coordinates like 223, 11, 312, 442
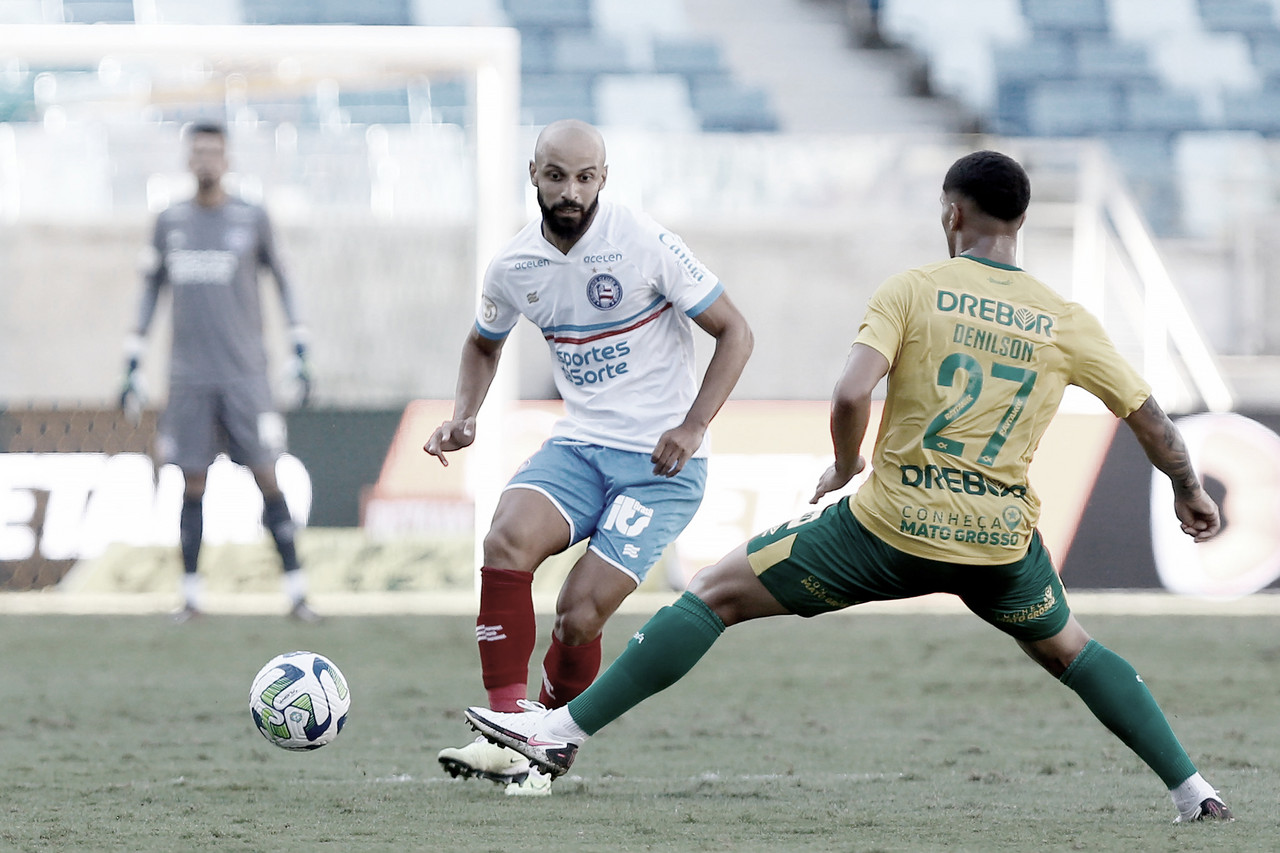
120, 121, 319, 623
464, 150, 1233, 824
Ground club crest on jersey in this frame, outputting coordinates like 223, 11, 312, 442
586, 273, 623, 310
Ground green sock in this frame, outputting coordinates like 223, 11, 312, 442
567, 591, 725, 735
1060, 639, 1197, 788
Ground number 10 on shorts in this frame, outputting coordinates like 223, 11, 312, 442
602, 495, 653, 536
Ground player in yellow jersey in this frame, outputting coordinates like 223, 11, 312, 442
463, 151, 1232, 823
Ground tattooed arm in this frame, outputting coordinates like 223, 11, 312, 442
1123, 396, 1221, 542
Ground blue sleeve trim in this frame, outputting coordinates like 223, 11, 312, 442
685, 282, 725, 318
474, 321, 511, 341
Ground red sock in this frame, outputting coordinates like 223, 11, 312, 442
538, 633, 602, 708
477, 567, 535, 712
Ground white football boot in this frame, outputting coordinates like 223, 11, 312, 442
464, 701, 584, 778
504, 764, 553, 797
1174, 797, 1233, 823
437, 736, 531, 785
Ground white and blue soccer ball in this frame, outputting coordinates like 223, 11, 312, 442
250, 651, 350, 751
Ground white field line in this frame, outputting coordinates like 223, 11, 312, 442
211, 770, 903, 787
1, 590, 1278, 616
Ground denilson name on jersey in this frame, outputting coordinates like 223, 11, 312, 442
951, 322, 1036, 363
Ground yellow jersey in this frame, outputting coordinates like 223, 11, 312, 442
850, 255, 1150, 564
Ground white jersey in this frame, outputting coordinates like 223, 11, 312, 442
476, 201, 725, 456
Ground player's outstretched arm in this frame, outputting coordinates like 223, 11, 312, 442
811, 343, 889, 504
651, 294, 753, 477
424, 329, 505, 467
1123, 395, 1220, 542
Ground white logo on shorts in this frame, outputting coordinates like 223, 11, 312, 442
601, 495, 653, 537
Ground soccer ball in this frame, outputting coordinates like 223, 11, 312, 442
249, 651, 350, 751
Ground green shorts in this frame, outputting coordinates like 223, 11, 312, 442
745, 497, 1070, 642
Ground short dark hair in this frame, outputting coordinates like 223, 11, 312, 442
186, 121, 226, 139
943, 150, 1030, 222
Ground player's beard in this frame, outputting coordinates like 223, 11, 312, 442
195, 173, 222, 195
539, 193, 598, 243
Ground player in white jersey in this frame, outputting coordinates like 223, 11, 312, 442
428, 120, 754, 795
120, 122, 319, 624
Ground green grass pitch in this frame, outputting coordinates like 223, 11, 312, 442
1, 608, 1271, 851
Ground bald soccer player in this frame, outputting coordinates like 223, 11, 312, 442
428, 120, 754, 795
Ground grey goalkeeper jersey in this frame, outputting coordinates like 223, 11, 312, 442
135, 197, 301, 385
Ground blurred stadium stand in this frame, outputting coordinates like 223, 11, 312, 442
859, 0, 1280, 237
0, 0, 781, 131
1, 0, 1279, 408
14, 0, 1275, 236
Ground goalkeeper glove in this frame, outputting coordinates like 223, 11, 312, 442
289, 327, 312, 408
119, 334, 147, 424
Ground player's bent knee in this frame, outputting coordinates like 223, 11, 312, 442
553, 607, 609, 646
686, 552, 783, 627
684, 581, 756, 627
481, 527, 546, 572
1019, 618, 1091, 677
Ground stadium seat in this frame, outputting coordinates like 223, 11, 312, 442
519, 29, 559, 74
553, 32, 634, 75
61, 0, 133, 22
652, 37, 725, 75
1221, 90, 1280, 132
521, 73, 596, 125
592, 0, 687, 37
149, 0, 240, 24
991, 37, 1074, 133
338, 88, 412, 125
1249, 33, 1280, 86
1123, 88, 1205, 132
1022, 0, 1108, 33
411, 0, 508, 27
689, 80, 779, 133
594, 74, 699, 132
1075, 39, 1157, 84
502, 0, 591, 31
993, 37, 1075, 82
992, 82, 1034, 134
1026, 79, 1123, 135
1110, 0, 1201, 40
241, 0, 412, 25
1198, 0, 1277, 32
